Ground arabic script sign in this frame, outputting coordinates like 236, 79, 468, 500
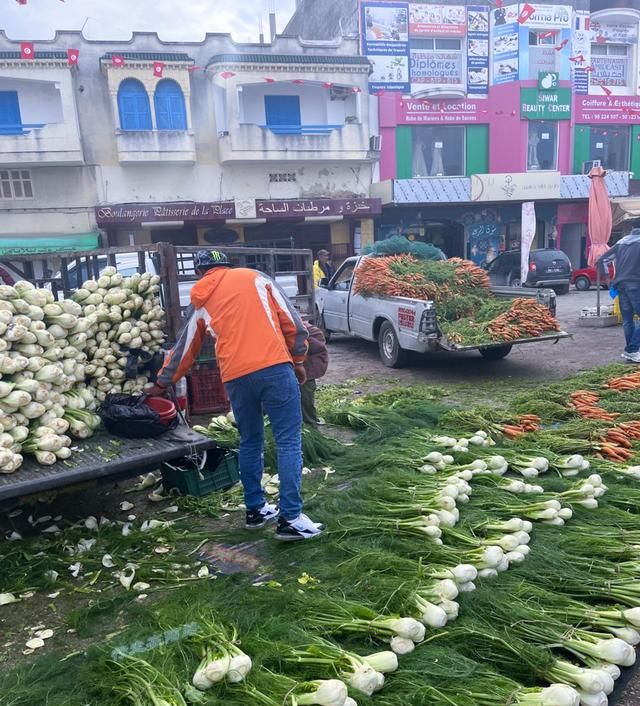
471, 172, 561, 202
96, 202, 235, 226
255, 199, 382, 219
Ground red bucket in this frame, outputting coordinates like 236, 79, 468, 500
144, 397, 177, 424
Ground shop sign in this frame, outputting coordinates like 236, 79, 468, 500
409, 4, 466, 37
517, 4, 572, 28
591, 21, 638, 44
574, 95, 640, 124
538, 71, 559, 90
466, 5, 490, 96
255, 199, 382, 219
572, 11, 591, 95
399, 98, 484, 124
491, 5, 519, 85
520, 87, 571, 120
410, 50, 463, 85
95, 202, 235, 226
471, 172, 561, 202
361, 1, 411, 93
591, 57, 628, 87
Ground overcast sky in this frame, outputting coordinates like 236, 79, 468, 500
2, 0, 297, 43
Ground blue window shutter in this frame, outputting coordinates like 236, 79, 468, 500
0, 92, 22, 135
264, 96, 301, 128
154, 80, 187, 130
117, 79, 152, 130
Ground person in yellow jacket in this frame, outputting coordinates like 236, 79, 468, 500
313, 249, 335, 287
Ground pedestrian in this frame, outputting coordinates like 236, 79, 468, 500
313, 249, 335, 287
149, 250, 324, 541
599, 228, 640, 363
301, 322, 329, 428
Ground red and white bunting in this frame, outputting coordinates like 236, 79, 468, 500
569, 54, 584, 63
554, 39, 569, 51
220, 71, 236, 79
292, 79, 305, 84
601, 85, 612, 96
20, 42, 34, 60
322, 82, 334, 89
263, 77, 276, 83
112, 55, 125, 68
153, 61, 164, 78
67, 48, 79, 66
16, 0, 28, 6
518, 3, 535, 24
373, 89, 385, 97
352, 87, 362, 93
187, 66, 203, 72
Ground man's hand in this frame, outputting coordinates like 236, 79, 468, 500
294, 364, 307, 386
145, 383, 169, 397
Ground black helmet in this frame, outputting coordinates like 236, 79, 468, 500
194, 250, 231, 269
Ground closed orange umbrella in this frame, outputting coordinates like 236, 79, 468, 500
587, 166, 612, 314
587, 166, 612, 267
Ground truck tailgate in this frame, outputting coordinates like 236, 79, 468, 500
0, 427, 217, 505
441, 330, 570, 352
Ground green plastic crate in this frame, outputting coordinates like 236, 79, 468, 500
161, 449, 240, 497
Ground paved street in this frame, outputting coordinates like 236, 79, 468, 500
323, 289, 625, 387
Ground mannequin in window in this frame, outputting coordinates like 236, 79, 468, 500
413, 142, 429, 177
431, 141, 445, 176
528, 128, 540, 170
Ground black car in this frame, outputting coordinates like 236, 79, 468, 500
486, 248, 572, 295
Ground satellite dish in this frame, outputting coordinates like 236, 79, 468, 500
203, 228, 238, 244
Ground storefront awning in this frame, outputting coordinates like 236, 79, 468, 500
612, 198, 640, 227
0, 232, 100, 256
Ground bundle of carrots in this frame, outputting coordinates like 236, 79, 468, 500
498, 415, 542, 439
353, 255, 444, 302
486, 299, 561, 342
599, 420, 640, 461
568, 390, 619, 422
449, 257, 492, 290
604, 370, 640, 391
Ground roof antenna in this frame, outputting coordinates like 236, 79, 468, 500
268, 0, 277, 42
259, 16, 265, 44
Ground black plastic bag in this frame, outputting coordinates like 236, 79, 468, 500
99, 393, 177, 439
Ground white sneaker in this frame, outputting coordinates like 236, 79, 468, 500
622, 352, 633, 360
276, 512, 325, 541
627, 352, 640, 364
245, 503, 279, 529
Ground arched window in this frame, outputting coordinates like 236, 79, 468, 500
154, 79, 187, 130
117, 79, 152, 131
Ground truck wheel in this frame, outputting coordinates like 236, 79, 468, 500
509, 276, 522, 288
378, 321, 408, 368
574, 275, 590, 291
553, 284, 570, 295
480, 345, 513, 361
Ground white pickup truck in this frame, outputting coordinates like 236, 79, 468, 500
315, 255, 568, 368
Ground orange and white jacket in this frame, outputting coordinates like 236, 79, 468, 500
158, 267, 308, 384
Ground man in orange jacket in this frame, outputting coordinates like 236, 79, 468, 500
150, 250, 324, 541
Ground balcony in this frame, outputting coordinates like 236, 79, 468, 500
116, 130, 196, 165
0, 122, 84, 167
217, 122, 371, 163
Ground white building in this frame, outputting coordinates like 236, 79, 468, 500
0, 31, 380, 261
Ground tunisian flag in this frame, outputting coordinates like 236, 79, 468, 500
20, 42, 34, 60
587, 166, 612, 267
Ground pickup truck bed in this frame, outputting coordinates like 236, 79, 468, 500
0, 426, 216, 507
316, 256, 569, 367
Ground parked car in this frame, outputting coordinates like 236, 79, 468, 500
487, 249, 572, 295
571, 265, 613, 291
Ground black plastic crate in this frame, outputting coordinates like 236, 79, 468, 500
161, 449, 240, 497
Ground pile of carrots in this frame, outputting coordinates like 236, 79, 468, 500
501, 414, 541, 439
353, 255, 443, 302
487, 300, 561, 342
605, 370, 640, 392
449, 257, 491, 290
568, 390, 619, 422
601, 421, 640, 460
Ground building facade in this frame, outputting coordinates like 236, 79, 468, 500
286, 0, 640, 269
0, 30, 381, 262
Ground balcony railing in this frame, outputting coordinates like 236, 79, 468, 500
260, 124, 343, 136
0, 123, 46, 136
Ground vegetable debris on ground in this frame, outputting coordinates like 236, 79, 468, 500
3, 364, 640, 706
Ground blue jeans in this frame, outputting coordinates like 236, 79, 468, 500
618, 283, 640, 353
225, 363, 303, 520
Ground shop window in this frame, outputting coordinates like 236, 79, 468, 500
0, 91, 22, 135
118, 79, 152, 131
589, 125, 630, 172
0, 169, 33, 199
527, 121, 558, 171
154, 80, 187, 131
412, 126, 464, 177
591, 44, 630, 87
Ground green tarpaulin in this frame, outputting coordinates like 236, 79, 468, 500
0, 233, 100, 256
